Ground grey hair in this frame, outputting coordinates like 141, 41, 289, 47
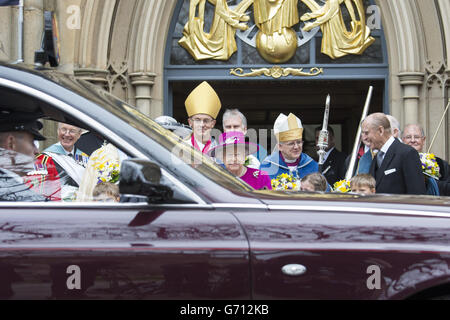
403, 123, 426, 138
58, 122, 82, 133
386, 115, 400, 132
366, 113, 392, 134
222, 109, 247, 129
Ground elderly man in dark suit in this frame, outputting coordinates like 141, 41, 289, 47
362, 113, 426, 195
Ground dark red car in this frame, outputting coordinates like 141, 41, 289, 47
0, 64, 449, 300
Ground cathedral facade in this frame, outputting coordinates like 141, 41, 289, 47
0, 0, 449, 159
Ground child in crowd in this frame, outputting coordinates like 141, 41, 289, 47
350, 174, 376, 195
301, 173, 328, 192
92, 182, 120, 202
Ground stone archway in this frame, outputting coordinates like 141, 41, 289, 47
73, 0, 178, 118
375, 0, 449, 157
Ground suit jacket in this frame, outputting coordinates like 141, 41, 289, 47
369, 139, 426, 195
322, 148, 347, 185
436, 157, 450, 196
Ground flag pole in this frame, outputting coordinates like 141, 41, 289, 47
16, 0, 24, 63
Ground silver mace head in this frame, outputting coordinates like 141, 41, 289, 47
317, 95, 331, 165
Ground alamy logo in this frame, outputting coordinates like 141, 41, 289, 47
66, 265, 81, 290
66, 5, 81, 30
366, 265, 381, 290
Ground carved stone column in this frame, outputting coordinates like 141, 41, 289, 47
74, 68, 110, 90
398, 72, 425, 125
129, 72, 157, 116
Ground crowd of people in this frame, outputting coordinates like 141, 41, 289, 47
0, 80, 449, 202
176, 81, 450, 196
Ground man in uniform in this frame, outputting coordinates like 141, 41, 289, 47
184, 82, 222, 155
261, 113, 318, 179
0, 113, 50, 201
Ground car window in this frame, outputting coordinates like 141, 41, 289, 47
0, 114, 203, 205
0, 66, 253, 205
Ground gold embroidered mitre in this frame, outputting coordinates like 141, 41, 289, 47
185, 82, 222, 119
274, 113, 303, 142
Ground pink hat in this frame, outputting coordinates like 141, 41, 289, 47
208, 131, 259, 158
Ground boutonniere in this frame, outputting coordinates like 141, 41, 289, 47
253, 170, 260, 178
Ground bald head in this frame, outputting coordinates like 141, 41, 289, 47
361, 113, 392, 150
402, 124, 426, 152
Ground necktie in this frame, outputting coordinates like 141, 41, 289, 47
377, 151, 385, 168
68, 153, 74, 159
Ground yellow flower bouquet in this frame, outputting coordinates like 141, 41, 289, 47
333, 180, 351, 193
95, 160, 120, 184
419, 153, 441, 180
271, 173, 301, 191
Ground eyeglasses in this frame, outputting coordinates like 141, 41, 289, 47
59, 128, 80, 135
282, 140, 303, 148
403, 135, 423, 141
191, 118, 214, 125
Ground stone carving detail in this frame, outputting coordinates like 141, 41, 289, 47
425, 60, 449, 89
230, 66, 323, 78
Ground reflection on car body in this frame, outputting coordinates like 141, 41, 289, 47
0, 63, 449, 300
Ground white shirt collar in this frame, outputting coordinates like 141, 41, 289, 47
57, 142, 75, 155
380, 136, 396, 154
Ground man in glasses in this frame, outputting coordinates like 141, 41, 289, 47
42, 123, 90, 197
45, 123, 88, 161
184, 82, 222, 155
402, 123, 449, 196
261, 113, 319, 180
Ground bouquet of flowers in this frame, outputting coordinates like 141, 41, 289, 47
95, 159, 120, 184
333, 179, 351, 193
419, 153, 441, 180
271, 173, 301, 191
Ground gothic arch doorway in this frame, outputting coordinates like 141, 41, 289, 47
165, 0, 389, 156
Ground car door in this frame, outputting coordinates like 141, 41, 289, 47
0, 70, 251, 300
0, 202, 250, 300
233, 199, 450, 300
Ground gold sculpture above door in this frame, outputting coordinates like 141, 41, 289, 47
178, 0, 375, 63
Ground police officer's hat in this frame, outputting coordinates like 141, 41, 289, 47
0, 112, 46, 141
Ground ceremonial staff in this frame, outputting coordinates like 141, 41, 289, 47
427, 98, 450, 154
317, 94, 331, 173
345, 86, 374, 181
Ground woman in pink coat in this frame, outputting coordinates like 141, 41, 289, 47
209, 131, 272, 190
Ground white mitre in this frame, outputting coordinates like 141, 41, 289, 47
274, 113, 304, 142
